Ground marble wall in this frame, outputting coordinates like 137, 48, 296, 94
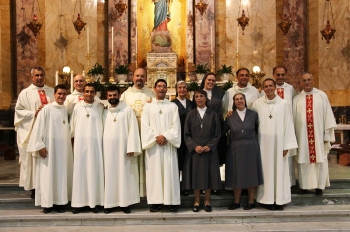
223, 0, 277, 81
0, 0, 12, 109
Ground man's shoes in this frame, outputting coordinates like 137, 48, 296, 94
192, 205, 200, 212
266, 204, 276, 211
121, 206, 131, 214
315, 188, 323, 196
298, 189, 308, 195
228, 203, 240, 210
91, 207, 99, 213
168, 205, 178, 212
243, 203, 255, 210
72, 207, 81, 214
211, 190, 220, 195
55, 205, 65, 213
104, 208, 113, 214
43, 207, 52, 214
181, 190, 189, 196
204, 205, 212, 212
275, 204, 284, 211
150, 204, 162, 212
30, 189, 35, 199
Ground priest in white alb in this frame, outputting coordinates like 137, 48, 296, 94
103, 86, 141, 214
70, 83, 104, 214
120, 68, 155, 197
223, 67, 259, 115
260, 66, 298, 186
64, 74, 100, 118
141, 79, 181, 213
252, 78, 298, 211
293, 72, 336, 196
27, 84, 73, 214
14, 66, 54, 198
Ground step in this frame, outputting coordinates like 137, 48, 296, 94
0, 205, 349, 227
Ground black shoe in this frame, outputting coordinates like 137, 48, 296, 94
315, 188, 323, 196
228, 203, 240, 210
298, 189, 308, 195
243, 203, 255, 210
168, 205, 178, 212
211, 190, 220, 195
104, 208, 113, 214
91, 207, 99, 213
43, 207, 52, 214
30, 189, 35, 199
72, 207, 81, 214
204, 205, 212, 212
200, 190, 204, 195
181, 190, 189, 196
121, 206, 131, 214
55, 205, 65, 213
150, 204, 162, 212
275, 204, 284, 210
266, 204, 276, 211
192, 205, 200, 212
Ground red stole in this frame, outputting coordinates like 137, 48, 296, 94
277, 88, 284, 99
306, 94, 316, 163
78, 95, 84, 101
37, 90, 48, 105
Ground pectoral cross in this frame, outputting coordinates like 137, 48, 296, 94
159, 110, 163, 114
113, 118, 117, 123
63, 120, 66, 124
86, 114, 90, 118
269, 115, 273, 119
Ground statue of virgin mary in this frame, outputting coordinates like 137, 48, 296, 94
152, 0, 172, 31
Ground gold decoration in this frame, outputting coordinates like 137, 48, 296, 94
27, 15, 42, 37
73, 14, 86, 38
115, 0, 127, 17
250, 66, 265, 89
278, 14, 292, 39
195, 0, 208, 17
237, 10, 249, 35
320, 0, 336, 48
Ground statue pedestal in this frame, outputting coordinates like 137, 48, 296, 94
146, 53, 178, 88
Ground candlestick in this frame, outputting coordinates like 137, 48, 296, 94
111, 27, 114, 54
55, 71, 58, 86
87, 27, 90, 54
236, 27, 239, 53
70, 71, 74, 93
135, 29, 138, 55
82, 71, 85, 77
210, 26, 213, 52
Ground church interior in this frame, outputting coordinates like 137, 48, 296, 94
0, 0, 350, 229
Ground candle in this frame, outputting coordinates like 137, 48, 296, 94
82, 71, 85, 77
70, 71, 74, 93
55, 71, 58, 86
135, 29, 138, 55
111, 27, 114, 54
210, 26, 213, 52
87, 27, 90, 54
236, 27, 239, 53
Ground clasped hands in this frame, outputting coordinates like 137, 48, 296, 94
156, 135, 167, 146
195, 146, 210, 154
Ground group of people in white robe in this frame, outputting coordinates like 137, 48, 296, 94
14, 66, 336, 214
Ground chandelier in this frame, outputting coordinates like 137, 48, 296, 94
72, 0, 87, 38
320, 0, 336, 48
27, 0, 43, 38
237, 0, 250, 35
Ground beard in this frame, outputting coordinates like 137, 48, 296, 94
108, 98, 119, 105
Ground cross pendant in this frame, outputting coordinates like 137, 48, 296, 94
159, 110, 162, 114
63, 120, 66, 124
86, 114, 90, 118
200, 124, 203, 128
241, 129, 244, 133
113, 118, 117, 123
269, 115, 272, 119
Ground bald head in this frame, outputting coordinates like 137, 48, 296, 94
73, 74, 87, 92
133, 68, 147, 89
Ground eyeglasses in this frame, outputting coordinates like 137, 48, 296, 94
301, 78, 313, 83
276, 73, 285, 76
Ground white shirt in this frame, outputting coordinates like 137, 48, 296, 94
204, 89, 212, 100
197, 107, 207, 118
237, 108, 246, 121
177, 97, 187, 108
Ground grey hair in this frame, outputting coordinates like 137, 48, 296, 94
30, 66, 46, 76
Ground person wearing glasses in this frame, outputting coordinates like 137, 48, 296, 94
293, 72, 336, 196
193, 73, 227, 172
14, 66, 54, 200
260, 66, 298, 186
